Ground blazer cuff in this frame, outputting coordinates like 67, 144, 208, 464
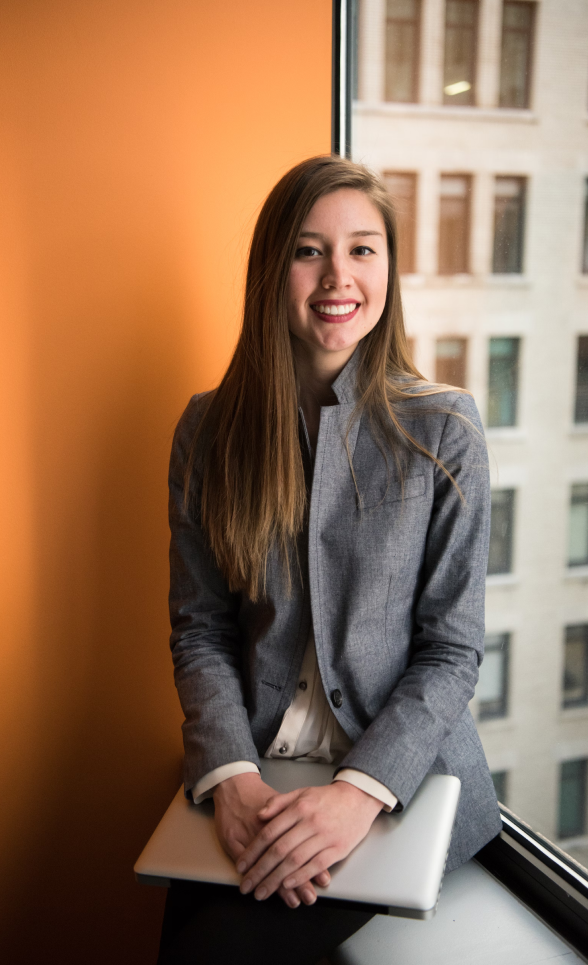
191, 761, 260, 804
333, 768, 397, 813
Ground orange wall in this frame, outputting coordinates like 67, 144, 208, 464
0, 2, 331, 961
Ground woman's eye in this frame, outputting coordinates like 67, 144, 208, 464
352, 245, 375, 256
295, 246, 322, 258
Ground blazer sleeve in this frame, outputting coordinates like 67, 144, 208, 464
336, 393, 490, 808
168, 397, 261, 795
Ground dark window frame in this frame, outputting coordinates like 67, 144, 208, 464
443, 0, 479, 106
488, 336, 520, 428
488, 488, 516, 575
575, 334, 588, 422
563, 624, 588, 709
438, 173, 472, 275
383, 170, 418, 273
492, 176, 526, 274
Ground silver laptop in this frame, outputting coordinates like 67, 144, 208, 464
134, 761, 460, 920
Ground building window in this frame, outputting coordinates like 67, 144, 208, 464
493, 177, 526, 273
563, 625, 588, 709
385, 0, 421, 103
488, 337, 520, 427
488, 489, 515, 575
383, 171, 417, 273
558, 759, 587, 839
575, 335, 588, 423
443, 0, 478, 106
438, 175, 471, 274
491, 770, 508, 805
478, 633, 510, 720
499, 1, 535, 109
436, 338, 467, 388
568, 483, 588, 567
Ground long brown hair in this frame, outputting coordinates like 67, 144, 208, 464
185, 155, 465, 600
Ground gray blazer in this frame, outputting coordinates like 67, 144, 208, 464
168, 352, 502, 873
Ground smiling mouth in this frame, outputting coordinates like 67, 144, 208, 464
310, 301, 360, 322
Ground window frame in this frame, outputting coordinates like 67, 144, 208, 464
498, 0, 536, 110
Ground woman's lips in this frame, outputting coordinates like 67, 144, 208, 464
310, 301, 360, 323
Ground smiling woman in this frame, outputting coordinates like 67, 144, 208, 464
161, 155, 501, 965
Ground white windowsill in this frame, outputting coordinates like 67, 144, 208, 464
476, 716, 514, 733
575, 274, 588, 286
565, 565, 588, 580
399, 274, 530, 289
569, 423, 588, 435
560, 705, 588, 720
354, 101, 538, 124
485, 427, 527, 442
486, 573, 518, 587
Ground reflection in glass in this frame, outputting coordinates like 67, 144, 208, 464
438, 175, 471, 274
488, 337, 519, 427
575, 336, 588, 423
563, 625, 588, 709
568, 484, 588, 567
385, 0, 421, 103
436, 338, 467, 388
558, 759, 587, 839
478, 633, 510, 720
443, 0, 478, 105
383, 171, 417, 273
499, 1, 535, 109
488, 490, 515, 575
493, 177, 526, 273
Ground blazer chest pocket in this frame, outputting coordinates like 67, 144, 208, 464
358, 472, 426, 511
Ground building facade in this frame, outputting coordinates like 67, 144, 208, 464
353, 0, 588, 867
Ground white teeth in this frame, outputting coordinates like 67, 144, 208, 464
314, 303, 357, 315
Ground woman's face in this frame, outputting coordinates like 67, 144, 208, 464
287, 187, 389, 366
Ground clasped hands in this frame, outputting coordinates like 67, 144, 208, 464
213, 771, 383, 909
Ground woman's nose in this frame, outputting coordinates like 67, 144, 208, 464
321, 254, 353, 290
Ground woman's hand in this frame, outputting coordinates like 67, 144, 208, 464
235, 781, 383, 901
212, 772, 330, 908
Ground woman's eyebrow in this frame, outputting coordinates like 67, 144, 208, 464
298, 230, 384, 238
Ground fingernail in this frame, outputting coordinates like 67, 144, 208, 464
284, 877, 296, 889
236, 860, 246, 874
287, 894, 300, 908
302, 889, 315, 904
255, 887, 267, 900
240, 879, 252, 894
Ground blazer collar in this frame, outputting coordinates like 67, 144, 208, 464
330, 347, 362, 405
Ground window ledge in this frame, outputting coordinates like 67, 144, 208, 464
565, 565, 588, 581
575, 274, 588, 286
354, 101, 538, 124
569, 423, 588, 435
486, 573, 518, 587
485, 274, 530, 287
486, 427, 526, 442
477, 716, 513, 731
560, 705, 588, 719
400, 274, 531, 289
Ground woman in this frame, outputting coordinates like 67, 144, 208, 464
160, 156, 501, 964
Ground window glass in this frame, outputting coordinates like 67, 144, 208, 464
491, 770, 508, 804
385, 0, 421, 103
438, 175, 471, 274
563, 625, 588, 708
443, 0, 478, 105
493, 177, 526, 273
353, 0, 588, 872
499, 1, 535, 109
488, 337, 519, 427
436, 338, 467, 387
575, 335, 588, 423
568, 484, 588, 567
478, 633, 509, 719
558, 759, 587, 839
488, 489, 515, 575
383, 172, 417, 273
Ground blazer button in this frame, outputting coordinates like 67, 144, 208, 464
331, 689, 343, 708
298, 680, 307, 691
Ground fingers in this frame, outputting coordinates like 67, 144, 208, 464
313, 869, 331, 887
282, 849, 338, 891
236, 804, 302, 875
241, 832, 324, 900
258, 788, 300, 821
